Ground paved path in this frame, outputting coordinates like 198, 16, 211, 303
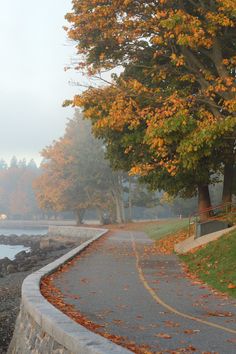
52, 230, 236, 353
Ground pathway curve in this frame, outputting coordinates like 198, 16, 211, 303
50, 230, 236, 353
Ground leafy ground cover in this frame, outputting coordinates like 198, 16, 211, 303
180, 229, 236, 298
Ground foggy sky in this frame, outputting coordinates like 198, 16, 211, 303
0, 0, 80, 164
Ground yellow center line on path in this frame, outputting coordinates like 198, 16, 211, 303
130, 232, 236, 335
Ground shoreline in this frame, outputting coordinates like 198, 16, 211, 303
0, 220, 76, 229
0, 233, 85, 353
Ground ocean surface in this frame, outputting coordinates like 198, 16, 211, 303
0, 227, 48, 260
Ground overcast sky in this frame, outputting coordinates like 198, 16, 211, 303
0, 0, 80, 164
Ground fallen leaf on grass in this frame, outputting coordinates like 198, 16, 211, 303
227, 283, 236, 289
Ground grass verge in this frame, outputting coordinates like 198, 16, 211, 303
129, 218, 190, 255
180, 229, 236, 298
142, 218, 189, 241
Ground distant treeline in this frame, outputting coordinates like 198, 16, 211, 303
0, 157, 41, 219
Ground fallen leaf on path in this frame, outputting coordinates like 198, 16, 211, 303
184, 329, 200, 335
207, 311, 233, 317
155, 333, 172, 339
112, 319, 124, 325
164, 320, 180, 328
80, 277, 89, 284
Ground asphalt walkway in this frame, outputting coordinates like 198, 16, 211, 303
52, 230, 236, 353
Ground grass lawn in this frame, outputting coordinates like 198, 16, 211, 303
180, 229, 236, 298
142, 218, 189, 241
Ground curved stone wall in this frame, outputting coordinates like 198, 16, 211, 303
8, 227, 131, 354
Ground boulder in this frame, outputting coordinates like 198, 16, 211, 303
6, 264, 17, 274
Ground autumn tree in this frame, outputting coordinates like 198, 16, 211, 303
65, 0, 236, 216
34, 112, 126, 224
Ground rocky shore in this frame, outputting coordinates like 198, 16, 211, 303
0, 234, 83, 353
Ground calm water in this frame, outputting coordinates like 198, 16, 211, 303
0, 245, 30, 260
0, 227, 48, 260
0, 228, 48, 236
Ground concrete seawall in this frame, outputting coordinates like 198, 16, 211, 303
8, 226, 131, 354
48, 225, 105, 239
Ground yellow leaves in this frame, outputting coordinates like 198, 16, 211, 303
215, 84, 227, 92
129, 164, 154, 176
129, 166, 142, 175
160, 192, 174, 205
179, 74, 196, 83
224, 99, 236, 113
205, 76, 234, 97
170, 53, 185, 66
155, 138, 165, 148
124, 146, 133, 154
222, 58, 230, 65
155, 10, 167, 20
73, 95, 85, 107
151, 35, 163, 45
224, 77, 234, 87
95, 118, 109, 129
130, 79, 148, 93
216, 0, 236, 13
206, 12, 234, 27
123, 0, 132, 5
99, 53, 105, 61
117, 36, 125, 44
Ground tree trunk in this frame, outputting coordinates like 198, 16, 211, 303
197, 184, 211, 221
114, 196, 123, 223
75, 209, 85, 225
96, 208, 104, 225
120, 197, 126, 222
128, 177, 132, 221
222, 162, 234, 204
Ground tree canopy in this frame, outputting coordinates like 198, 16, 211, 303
34, 111, 126, 224
65, 0, 236, 215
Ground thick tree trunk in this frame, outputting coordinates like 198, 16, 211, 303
96, 208, 104, 225
114, 196, 124, 223
197, 184, 211, 221
75, 209, 85, 226
222, 162, 234, 204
